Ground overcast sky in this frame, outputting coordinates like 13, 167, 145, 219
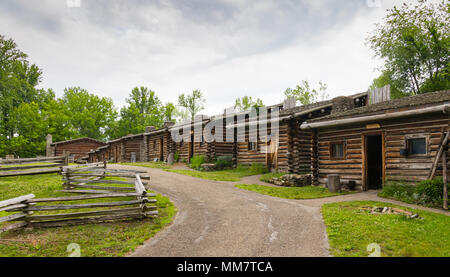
0, 0, 413, 116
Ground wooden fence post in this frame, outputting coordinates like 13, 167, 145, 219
443, 148, 448, 210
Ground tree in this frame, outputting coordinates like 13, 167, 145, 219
162, 102, 177, 122
113, 87, 164, 138
61, 87, 117, 140
367, 0, 449, 95
234, 96, 264, 112
284, 80, 329, 105
369, 70, 408, 99
178, 90, 206, 121
0, 35, 43, 156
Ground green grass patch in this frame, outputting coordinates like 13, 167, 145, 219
322, 201, 450, 257
0, 173, 176, 257
259, 172, 287, 183
120, 162, 173, 170
235, 184, 351, 199
166, 164, 268, 182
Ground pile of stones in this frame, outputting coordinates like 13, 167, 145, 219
269, 174, 312, 187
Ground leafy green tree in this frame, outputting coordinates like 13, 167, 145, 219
178, 90, 206, 121
162, 102, 177, 122
367, 0, 449, 94
234, 96, 264, 112
0, 35, 43, 156
284, 80, 329, 105
114, 87, 164, 138
61, 87, 117, 140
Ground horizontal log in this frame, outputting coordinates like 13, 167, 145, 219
0, 156, 65, 164
27, 207, 157, 221
65, 173, 150, 180
0, 213, 27, 223
0, 163, 64, 172
0, 222, 28, 234
0, 203, 28, 212
66, 179, 137, 185
25, 199, 155, 211
0, 194, 35, 208
28, 192, 156, 203
0, 168, 60, 177
30, 213, 158, 228
69, 184, 136, 191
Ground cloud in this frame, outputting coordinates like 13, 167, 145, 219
0, 0, 400, 115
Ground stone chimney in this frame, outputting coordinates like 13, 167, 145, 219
331, 96, 354, 114
164, 121, 175, 128
145, 126, 156, 133
46, 134, 54, 157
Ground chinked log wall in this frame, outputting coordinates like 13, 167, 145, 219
288, 119, 313, 175
316, 114, 450, 190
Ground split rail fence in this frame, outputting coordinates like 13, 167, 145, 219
0, 162, 157, 233
0, 156, 68, 177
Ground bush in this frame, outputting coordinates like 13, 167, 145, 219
174, 152, 180, 162
190, 155, 206, 170
215, 155, 233, 170
379, 178, 449, 207
416, 178, 445, 205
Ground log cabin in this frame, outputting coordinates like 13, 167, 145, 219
47, 136, 106, 161
228, 93, 368, 173
301, 89, 450, 191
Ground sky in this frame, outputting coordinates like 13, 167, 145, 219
0, 0, 415, 116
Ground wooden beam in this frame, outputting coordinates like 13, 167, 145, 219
443, 149, 448, 210
0, 194, 35, 209
428, 130, 450, 179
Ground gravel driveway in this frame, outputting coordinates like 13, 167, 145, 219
111, 165, 448, 257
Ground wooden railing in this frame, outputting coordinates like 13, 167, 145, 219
0, 156, 68, 177
0, 163, 157, 233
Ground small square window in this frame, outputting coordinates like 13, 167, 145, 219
407, 138, 426, 155
248, 142, 258, 151
331, 143, 345, 159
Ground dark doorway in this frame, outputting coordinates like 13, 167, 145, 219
366, 135, 383, 190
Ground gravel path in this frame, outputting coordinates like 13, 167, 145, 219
111, 165, 449, 257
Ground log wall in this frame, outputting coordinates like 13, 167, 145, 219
55, 140, 105, 160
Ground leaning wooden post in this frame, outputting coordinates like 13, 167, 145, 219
443, 147, 448, 210
64, 153, 69, 166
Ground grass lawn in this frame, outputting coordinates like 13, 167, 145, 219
0, 173, 176, 257
166, 165, 267, 182
322, 201, 450, 257
259, 172, 287, 183
235, 184, 351, 199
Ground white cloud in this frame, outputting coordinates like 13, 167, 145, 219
0, 0, 406, 115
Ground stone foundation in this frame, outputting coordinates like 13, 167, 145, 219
269, 174, 312, 187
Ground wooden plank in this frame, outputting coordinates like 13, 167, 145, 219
25, 199, 155, 211
0, 222, 28, 234
0, 163, 64, 172
429, 131, 450, 179
27, 207, 157, 221
28, 193, 156, 203
0, 194, 35, 209
67, 173, 150, 180
0, 156, 65, 164
0, 203, 27, 212
0, 168, 60, 177
0, 213, 27, 223
69, 184, 136, 191
30, 214, 152, 228
65, 179, 137, 185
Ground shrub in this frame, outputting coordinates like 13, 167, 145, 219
416, 178, 445, 205
379, 182, 416, 203
190, 155, 206, 170
174, 152, 180, 162
215, 155, 233, 169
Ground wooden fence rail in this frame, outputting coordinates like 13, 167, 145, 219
0, 155, 68, 177
0, 163, 157, 233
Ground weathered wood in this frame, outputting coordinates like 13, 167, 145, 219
0, 194, 35, 209
327, 175, 341, 193
0, 156, 65, 164
443, 149, 448, 210
27, 193, 156, 203
68, 184, 136, 191
0, 163, 64, 172
0, 213, 27, 223
65, 179, 137, 185
0, 168, 61, 177
0, 222, 28, 234
24, 199, 154, 211
0, 203, 28, 212
428, 131, 450, 179
67, 173, 150, 180
60, 189, 120, 194
27, 207, 157, 221
30, 213, 157, 228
